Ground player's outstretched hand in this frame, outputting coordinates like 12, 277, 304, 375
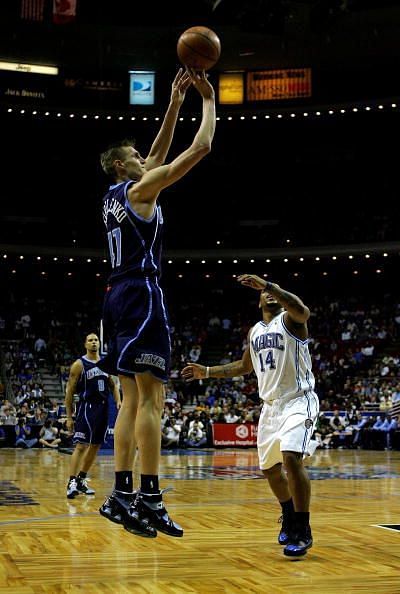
186, 68, 215, 100
181, 362, 207, 382
170, 68, 192, 105
237, 274, 268, 291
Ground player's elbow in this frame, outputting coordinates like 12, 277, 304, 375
195, 143, 212, 158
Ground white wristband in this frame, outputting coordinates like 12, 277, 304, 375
205, 366, 210, 378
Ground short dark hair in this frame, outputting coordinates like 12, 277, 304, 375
100, 138, 135, 178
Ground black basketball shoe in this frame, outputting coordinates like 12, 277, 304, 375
283, 526, 313, 557
126, 489, 183, 537
100, 490, 157, 538
278, 514, 292, 546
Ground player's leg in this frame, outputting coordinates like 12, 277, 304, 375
281, 450, 313, 556
126, 372, 183, 537
257, 402, 295, 546
262, 463, 294, 546
76, 443, 101, 495
99, 375, 152, 533
67, 443, 88, 499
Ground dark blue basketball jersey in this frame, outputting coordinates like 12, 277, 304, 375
102, 181, 164, 284
76, 356, 110, 402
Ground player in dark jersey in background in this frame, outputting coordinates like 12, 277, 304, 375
66, 333, 121, 499
98, 68, 215, 538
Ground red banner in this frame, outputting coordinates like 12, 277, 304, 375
211, 423, 257, 447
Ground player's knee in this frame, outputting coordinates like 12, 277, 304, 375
262, 463, 282, 478
282, 451, 303, 471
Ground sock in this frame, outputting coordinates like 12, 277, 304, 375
294, 511, 310, 532
280, 498, 294, 516
77, 471, 87, 480
140, 474, 159, 495
115, 471, 133, 493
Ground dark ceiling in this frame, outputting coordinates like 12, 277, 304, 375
1, 0, 400, 75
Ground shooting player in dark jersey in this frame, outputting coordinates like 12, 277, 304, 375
98, 68, 216, 538
66, 333, 121, 499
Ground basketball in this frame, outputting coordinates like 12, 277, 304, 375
177, 26, 221, 71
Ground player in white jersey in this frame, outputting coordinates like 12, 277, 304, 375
182, 274, 319, 557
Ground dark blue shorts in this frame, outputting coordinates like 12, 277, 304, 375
73, 399, 108, 445
99, 277, 171, 383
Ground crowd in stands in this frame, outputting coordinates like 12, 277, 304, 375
1, 291, 400, 451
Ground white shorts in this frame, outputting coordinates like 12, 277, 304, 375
257, 391, 319, 470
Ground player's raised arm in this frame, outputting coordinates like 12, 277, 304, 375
145, 69, 191, 171
128, 70, 215, 207
237, 274, 310, 325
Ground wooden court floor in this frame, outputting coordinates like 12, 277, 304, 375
0, 447, 399, 594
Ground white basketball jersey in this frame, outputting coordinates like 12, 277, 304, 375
249, 311, 315, 403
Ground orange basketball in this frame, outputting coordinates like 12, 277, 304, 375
177, 26, 221, 71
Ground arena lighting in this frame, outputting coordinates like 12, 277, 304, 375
53, 257, 58, 261
0, 61, 58, 75
266, 259, 271, 263
365, 254, 370, 258
201, 260, 206, 264
349, 255, 353, 259
284, 258, 289, 262
69, 114, 75, 118
383, 253, 388, 257
96, 273, 101, 277
217, 260, 223, 264
82, 114, 87, 119
69, 258, 74, 262
185, 260, 190, 264
250, 259, 255, 263
315, 257, 320, 261
323, 272, 328, 276
332, 256, 337, 260
4, 100, 399, 121
167, 260, 173, 264
178, 274, 183, 278
19, 255, 24, 260
299, 257, 304, 262
86, 258, 91, 262
36, 256, 41, 260
233, 259, 238, 263
102, 259, 107, 263
191, 117, 196, 121
20, 109, 25, 114
206, 274, 210, 278
376, 269, 382, 274
2, 255, 7, 258
12, 270, 16, 274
